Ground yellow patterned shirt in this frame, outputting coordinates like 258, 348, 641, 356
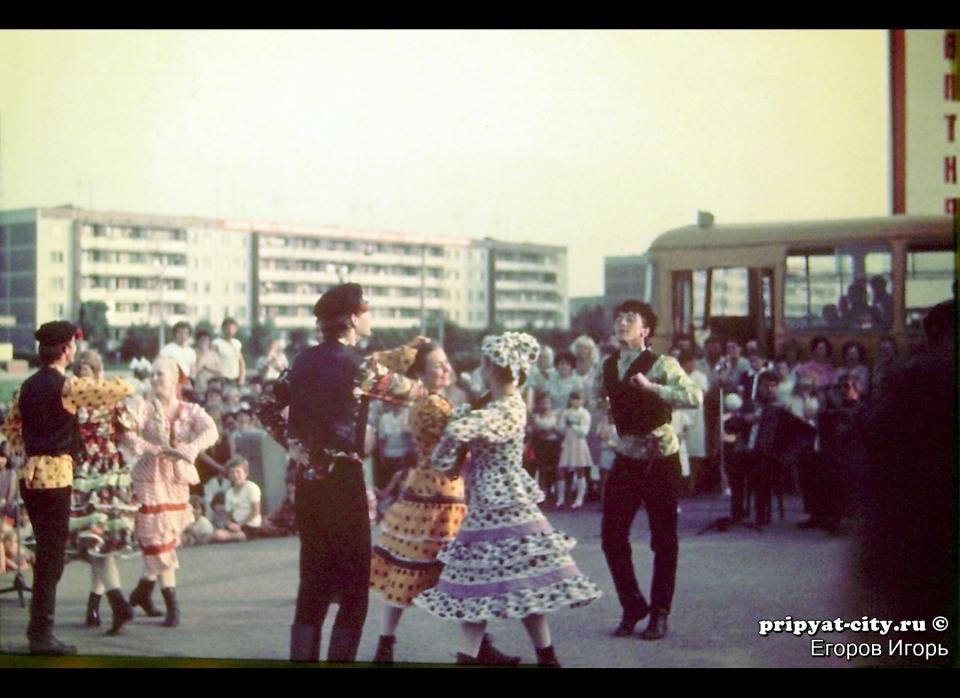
1, 376, 134, 489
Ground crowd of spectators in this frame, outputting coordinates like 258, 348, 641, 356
0, 306, 945, 576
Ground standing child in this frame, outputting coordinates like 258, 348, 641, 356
557, 392, 593, 509
529, 392, 562, 504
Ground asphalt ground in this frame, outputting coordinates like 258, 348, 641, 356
1, 494, 867, 668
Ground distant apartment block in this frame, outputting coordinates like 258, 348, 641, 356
0, 206, 568, 354
604, 253, 655, 307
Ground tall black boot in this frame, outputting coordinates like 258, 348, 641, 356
477, 634, 521, 665
535, 645, 561, 668
290, 624, 321, 662
612, 595, 649, 637
160, 587, 179, 628
372, 634, 395, 664
85, 592, 102, 628
639, 609, 669, 640
28, 613, 77, 656
129, 578, 164, 618
327, 625, 362, 662
105, 589, 135, 636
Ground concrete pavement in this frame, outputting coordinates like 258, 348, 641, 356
1, 494, 856, 668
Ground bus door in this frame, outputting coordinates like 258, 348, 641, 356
672, 266, 774, 352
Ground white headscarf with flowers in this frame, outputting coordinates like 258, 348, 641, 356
481, 332, 540, 385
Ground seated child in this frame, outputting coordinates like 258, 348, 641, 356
183, 495, 215, 546
218, 456, 263, 541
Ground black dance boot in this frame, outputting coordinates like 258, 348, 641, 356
290, 624, 321, 662
456, 652, 482, 665
372, 634, 395, 664
160, 587, 180, 628
612, 596, 650, 637
535, 645, 562, 667
28, 612, 77, 656
477, 634, 521, 665
129, 578, 164, 618
29, 634, 78, 656
85, 592, 102, 628
639, 609, 669, 641
105, 589, 135, 636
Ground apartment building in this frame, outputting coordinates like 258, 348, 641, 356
0, 206, 568, 355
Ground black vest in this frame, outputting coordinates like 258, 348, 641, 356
19, 367, 81, 461
602, 349, 672, 438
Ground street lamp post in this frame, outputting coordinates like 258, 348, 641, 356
155, 257, 167, 349
419, 244, 427, 336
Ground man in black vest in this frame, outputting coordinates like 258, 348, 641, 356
598, 301, 702, 641
1, 321, 133, 654
287, 283, 423, 663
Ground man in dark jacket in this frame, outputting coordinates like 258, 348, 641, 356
287, 283, 423, 663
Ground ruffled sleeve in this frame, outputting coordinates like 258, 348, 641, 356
62, 377, 135, 414
431, 396, 524, 473
120, 397, 162, 459
411, 393, 453, 451
359, 354, 426, 405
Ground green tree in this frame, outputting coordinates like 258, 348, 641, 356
120, 324, 160, 361
78, 301, 111, 354
248, 319, 278, 359
285, 327, 313, 363
570, 304, 609, 343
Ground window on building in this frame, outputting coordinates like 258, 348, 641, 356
11, 250, 36, 271
10, 277, 34, 296
50, 251, 64, 263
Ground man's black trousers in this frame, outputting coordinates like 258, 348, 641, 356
600, 454, 681, 615
20, 482, 71, 641
293, 460, 370, 659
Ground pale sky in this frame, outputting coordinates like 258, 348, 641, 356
0, 30, 890, 297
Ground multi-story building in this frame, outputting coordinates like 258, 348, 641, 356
0, 206, 568, 355
605, 253, 654, 307
487, 239, 568, 330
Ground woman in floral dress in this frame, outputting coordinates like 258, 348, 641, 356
123, 357, 218, 628
69, 350, 139, 635
414, 333, 602, 667
369, 342, 518, 664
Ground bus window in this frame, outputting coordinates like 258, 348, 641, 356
693, 270, 708, 329
785, 245, 892, 332
709, 267, 748, 316
905, 248, 955, 328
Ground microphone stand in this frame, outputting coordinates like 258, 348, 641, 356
698, 364, 763, 535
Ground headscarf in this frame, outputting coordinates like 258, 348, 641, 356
481, 332, 540, 385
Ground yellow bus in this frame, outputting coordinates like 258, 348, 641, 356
646, 215, 956, 359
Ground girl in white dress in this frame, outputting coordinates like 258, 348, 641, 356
556, 392, 593, 509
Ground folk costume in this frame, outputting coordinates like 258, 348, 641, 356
287, 283, 424, 663
1, 321, 134, 654
414, 333, 601, 630
370, 392, 465, 606
598, 342, 702, 640
124, 399, 218, 575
